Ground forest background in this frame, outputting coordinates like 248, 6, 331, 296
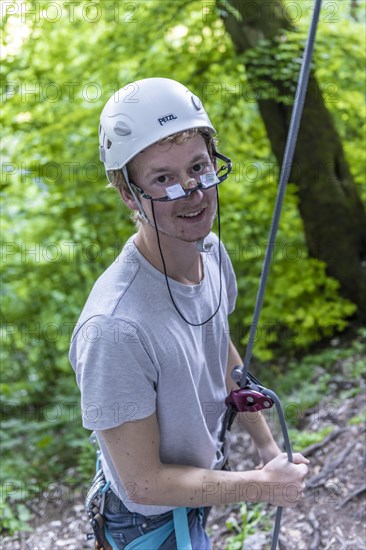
1, 0, 365, 538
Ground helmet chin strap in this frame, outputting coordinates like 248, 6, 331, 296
122, 166, 151, 224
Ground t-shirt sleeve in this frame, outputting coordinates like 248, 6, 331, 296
69, 315, 158, 431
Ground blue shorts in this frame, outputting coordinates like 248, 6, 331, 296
103, 489, 212, 550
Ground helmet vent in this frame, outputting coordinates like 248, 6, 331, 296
191, 95, 202, 110
114, 121, 132, 136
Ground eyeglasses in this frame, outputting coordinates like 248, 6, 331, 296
129, 151, 232, 203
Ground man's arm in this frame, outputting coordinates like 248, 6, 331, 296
226, 338, 281, 465
100, 412, 308, 509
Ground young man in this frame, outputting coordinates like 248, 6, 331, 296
69, 77, 309, 550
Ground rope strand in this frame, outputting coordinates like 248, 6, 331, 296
240, 0, 323, 388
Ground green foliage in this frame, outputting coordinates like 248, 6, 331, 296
0, 389, 96, 532
1, 0, 365, 534
0, 500, 32, 535
348, 410, 366, 426
242, 33, 308, 102
222, 175, 356, 360
313, 10, 366, 193
258, 329, 366, 429
225, 503, 271, 550
288, 426, 333, 450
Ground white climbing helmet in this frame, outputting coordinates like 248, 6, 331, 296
99, 77, 216, 177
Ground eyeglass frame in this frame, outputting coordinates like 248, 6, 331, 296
127, 150, 232, 203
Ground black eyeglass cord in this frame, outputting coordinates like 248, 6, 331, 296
151, 186, 222, 327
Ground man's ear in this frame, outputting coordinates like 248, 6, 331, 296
118, 186, 139, 211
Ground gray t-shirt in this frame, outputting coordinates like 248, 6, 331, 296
69, 233, 237, 515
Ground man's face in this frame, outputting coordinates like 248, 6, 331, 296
132, 134, 218, 244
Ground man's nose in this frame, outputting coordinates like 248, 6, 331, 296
183, 177, 197, 190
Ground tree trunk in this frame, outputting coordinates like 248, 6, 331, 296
218, 0, 366, 318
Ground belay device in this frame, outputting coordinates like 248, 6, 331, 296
219, 1, 323, 549
219, 373, 294, 550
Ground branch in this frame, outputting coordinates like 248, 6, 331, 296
338, 484, 366, 508
306, 441, 355, 489
308, 509, 321, 550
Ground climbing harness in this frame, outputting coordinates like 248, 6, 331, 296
85, 435, 114, 550
219, 1, 323, 549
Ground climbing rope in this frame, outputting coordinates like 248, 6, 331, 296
226, 1, 323, 548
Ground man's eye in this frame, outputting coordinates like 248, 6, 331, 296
192, 163, 205, 173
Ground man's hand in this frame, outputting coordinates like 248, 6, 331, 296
256, 452, 310, 508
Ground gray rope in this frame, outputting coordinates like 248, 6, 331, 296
262, 388, 293, 550
240, 0, 323, 389
237, 1, 323, 548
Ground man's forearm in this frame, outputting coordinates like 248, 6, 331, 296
130, 463, 264, 507
237, 409, 280, 450
119, 452, 308, 510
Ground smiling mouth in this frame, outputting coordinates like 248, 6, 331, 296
178, 208, 205, 219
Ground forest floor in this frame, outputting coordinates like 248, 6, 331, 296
1, 354, 365, 550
